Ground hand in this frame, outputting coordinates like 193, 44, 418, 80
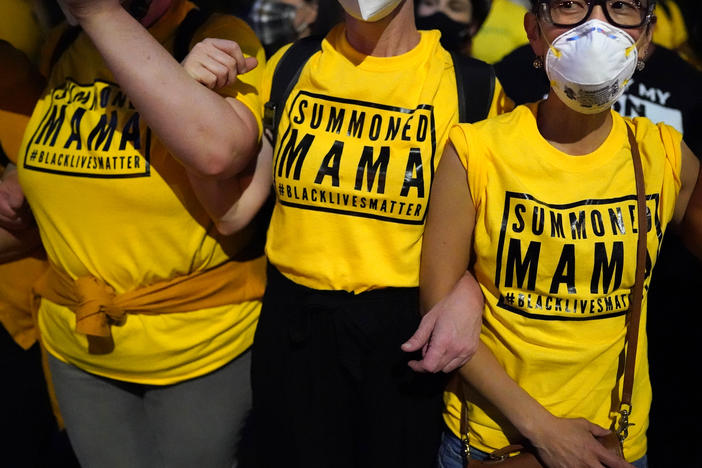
182, 38, 258, 90
529, 416, 635, 468
0, 166, 33, 230
402, 271, 483, 373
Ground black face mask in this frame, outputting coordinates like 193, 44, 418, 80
416, 12, 471, 52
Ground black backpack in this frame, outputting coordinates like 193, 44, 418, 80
263, 35, 496, 145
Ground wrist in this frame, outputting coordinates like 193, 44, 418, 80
515, 405, 557, 444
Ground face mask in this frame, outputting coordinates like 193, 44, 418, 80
338, 0, 403, 22
544, 19, 639, 114
415, 12, 471, 52
249, 0, 300, 49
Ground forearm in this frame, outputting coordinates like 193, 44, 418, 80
419, 143, 475, 313
458, 342, 555, 441
187, 137, 273, 234
75, 5, 258, 177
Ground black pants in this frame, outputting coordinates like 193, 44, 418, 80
251, 264, 447, 468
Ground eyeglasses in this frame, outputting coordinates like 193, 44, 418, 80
537, 0, 656, 29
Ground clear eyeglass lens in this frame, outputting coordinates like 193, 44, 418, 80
547, 0, 647, 27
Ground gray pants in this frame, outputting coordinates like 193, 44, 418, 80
48, 349, 252, 468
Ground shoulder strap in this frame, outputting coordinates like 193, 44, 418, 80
616, 124, 647, 441
48, 25, 82, 71
173, 8, 213, 62
263, 36, 322, 145
450, 52, 496, 124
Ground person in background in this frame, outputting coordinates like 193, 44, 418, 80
423, 0, 702, 467
470, 0, 528, 62
10, 0, 267, 466
247, 0, 319, 56
415, 0, 492, 56
650, 0, 687, 50
678, 1, 701, 70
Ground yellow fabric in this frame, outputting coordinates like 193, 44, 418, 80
652, 1, 688, 50
260, 25, 512, 293
34, 258, 265, 355
471, 0, 529, 64
0, 0, 44, 61
442, 104, 683, 462
0, 107, 48, 352
17, 0, 266, 385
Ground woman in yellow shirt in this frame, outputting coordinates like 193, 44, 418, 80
13, 0, 266, 466
422, 1, 702, 467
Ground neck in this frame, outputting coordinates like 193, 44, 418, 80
344, 0, 420, 57
537, 94, 613, 155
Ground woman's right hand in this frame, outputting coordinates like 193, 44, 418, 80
182, 39, 258, 90
527, 415, 635, 468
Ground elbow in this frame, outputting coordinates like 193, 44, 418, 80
214, 216, 248, 236
192, 140, 257, 179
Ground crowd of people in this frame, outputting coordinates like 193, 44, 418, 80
1, 0, 701, 467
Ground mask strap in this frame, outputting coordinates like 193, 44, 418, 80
537, 20, 562, 59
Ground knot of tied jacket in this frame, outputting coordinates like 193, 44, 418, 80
74, 276, 126, 341
32, 257, 268, 355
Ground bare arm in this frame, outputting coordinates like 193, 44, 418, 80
404, 143, 484, 372
62, 0, 259, 178
188, 138, 273, 235
678, 142, 702, 258
457, 346, 634, 468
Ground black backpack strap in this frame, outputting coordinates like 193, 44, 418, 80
48, 25, 82, 71
173, 7, 213, 62
450, 52, 496, 123
263, 36, 322, 145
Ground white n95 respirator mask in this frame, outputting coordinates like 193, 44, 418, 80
338, 0, 403, 22
544, 19, 639, 114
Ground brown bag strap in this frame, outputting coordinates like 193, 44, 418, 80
616, 124, 648, 439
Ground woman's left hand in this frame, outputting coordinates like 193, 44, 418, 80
527, 415, 635, 468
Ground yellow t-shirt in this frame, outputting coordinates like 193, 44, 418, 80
442, 104, 682, 462
17, 0, 267, 385
471, 0, 529, 64
0, 0, 44, 62
260, 25, 512, 293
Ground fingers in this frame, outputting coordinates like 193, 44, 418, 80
401, 311, 436, 353
407, 345, 442, 372
586, 421, 611, 438
207, 38, 257, 75
183, 38, 258, 90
